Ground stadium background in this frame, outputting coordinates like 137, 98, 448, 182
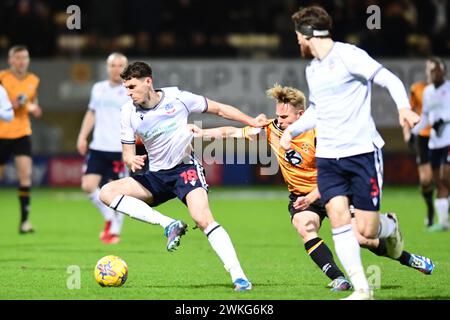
0, 0, 449, 187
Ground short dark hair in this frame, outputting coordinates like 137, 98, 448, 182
291, 6, 333, 37
120, 61, 153, 80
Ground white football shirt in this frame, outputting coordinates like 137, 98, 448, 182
88, 80, 130, 152
0, 85, 13, 121
305, 42, 384, 158
420, 80, 450, 149
121, 87, 207, 171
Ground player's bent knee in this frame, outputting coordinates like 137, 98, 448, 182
81, 180, 97, 194
99, 183, 116, 206
359, 228, 377, 240
191, 210, 215, 231
293, 216, 318, 240
354, 231, 371, 247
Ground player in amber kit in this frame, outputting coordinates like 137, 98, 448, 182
0, 46, 42, 234
193, 84, 434, 291
403, 78, 435, 227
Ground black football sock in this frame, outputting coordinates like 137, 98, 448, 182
397, 250, 412, 266
368, 238, 388, 257
305, 237, 345, 280
18, 186, 31, 223
422, 190, 434, 227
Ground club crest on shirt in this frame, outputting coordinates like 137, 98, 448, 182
164, 103, 176, 115
300, 143, 310, 153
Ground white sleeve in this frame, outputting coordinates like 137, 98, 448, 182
287, 102, 317, 137
178, 90, 208, 113
373, 68, 411, 110
338, 44, 383, 81
0, 85, 13, 122
120, 105, 136, 144
88, 84, 99, 111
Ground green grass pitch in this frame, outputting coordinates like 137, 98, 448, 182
0, 186, 449, 300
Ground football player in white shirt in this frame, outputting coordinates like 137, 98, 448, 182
0, 84, 13, 122
412, 57, 450, 232
279, 6, 421, 300
99, 61, 269, 291
77, 53, 130, 244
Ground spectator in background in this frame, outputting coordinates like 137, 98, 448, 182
382, 1, 414, 56
124, 0, 162, 56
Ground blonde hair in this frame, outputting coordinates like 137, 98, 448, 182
266, 84, 306, 110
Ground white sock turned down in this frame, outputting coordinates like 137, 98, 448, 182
332, 224, 369, 292
377, 213, 396, 238
204, 221, 248, 282
109, 195, 174, 228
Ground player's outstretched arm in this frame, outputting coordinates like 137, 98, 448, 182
189, 124, 261, 141
372, 68, 420, 128
205, 99, 269, 128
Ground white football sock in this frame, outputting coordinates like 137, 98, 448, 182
435, 198, 449, 228
377, 213, 397, 238
110, 212, 125, 236
332, 224, 369, 292
89, 188, 114, 221
110, 195, 174, 228
204, 222, 248, 282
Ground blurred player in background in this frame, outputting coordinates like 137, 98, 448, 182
403, 61, 434, 228
412, 57, 450, 232
0, 85, 13, 122
99, 61, 269, 291
0, 45, 42, 234
194, 84, 434, 292
280, 6, 420, 299
77, 53, 130, 244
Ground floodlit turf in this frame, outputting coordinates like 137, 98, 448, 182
0, 186, 449, 300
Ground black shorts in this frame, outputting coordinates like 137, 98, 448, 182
316, 150, 383, 211
83, 149, 127, 182
430, 146, 450, 169
288, 193, 328, 222
132, 156, 208, 207
415, 135, 431, 165
0, 136, 32, 164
